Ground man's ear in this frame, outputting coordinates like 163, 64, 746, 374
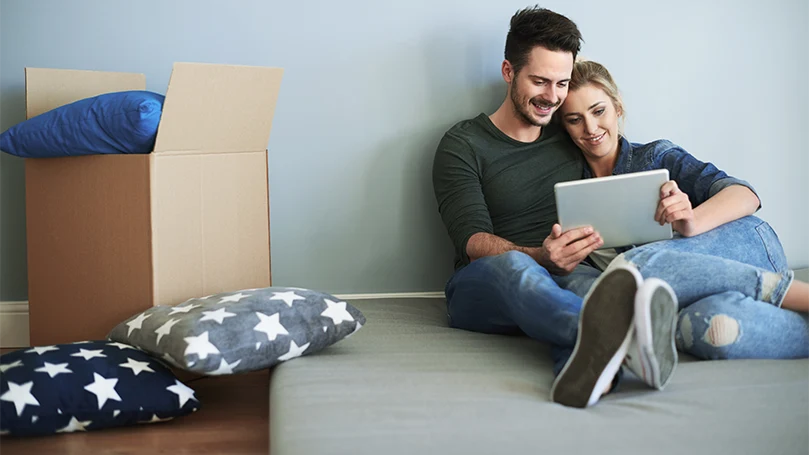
502, 60, 514, 84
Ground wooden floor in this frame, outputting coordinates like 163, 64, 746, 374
0, 350, 270, 455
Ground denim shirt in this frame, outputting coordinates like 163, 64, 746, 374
582, 137, 760, 257
583, 136, 759, 209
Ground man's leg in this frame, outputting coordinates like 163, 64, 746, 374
445, 251, 583, 347
550, 265, 641, 408
676, 292, 809, 359
445, 251, 637, 408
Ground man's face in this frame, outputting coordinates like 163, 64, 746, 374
507, 47, 574, 127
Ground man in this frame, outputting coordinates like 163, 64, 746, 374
431, 6, 674, 408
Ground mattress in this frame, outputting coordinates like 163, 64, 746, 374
269, 298, 809, 455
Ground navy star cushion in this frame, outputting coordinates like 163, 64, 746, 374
0, 340, 200, 437
107, 286, 366, 375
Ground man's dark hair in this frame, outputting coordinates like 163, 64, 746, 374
505, 6, 583, 75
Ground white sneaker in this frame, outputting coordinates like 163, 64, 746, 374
550, 265, 642, 408
624, 278, 679, 390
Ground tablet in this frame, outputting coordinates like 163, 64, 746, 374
554, 169, 673, 249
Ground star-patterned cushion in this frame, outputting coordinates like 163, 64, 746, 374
106, 286, 366, 375
0, 340, 200, 437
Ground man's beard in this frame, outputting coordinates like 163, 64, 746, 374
510, 80, 560, 127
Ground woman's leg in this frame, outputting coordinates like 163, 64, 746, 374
614, 247, 794, 310
616, 215, 808, 312
781, 281, 809, 312
676, 292, 809, 359
632, 215, 789, 273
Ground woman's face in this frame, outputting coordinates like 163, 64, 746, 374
559, 83, 621, 162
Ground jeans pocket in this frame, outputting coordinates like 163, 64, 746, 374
755, 221, 789, 272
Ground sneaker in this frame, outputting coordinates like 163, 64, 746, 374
624, 278, 679, 390
550, 265, 642, 408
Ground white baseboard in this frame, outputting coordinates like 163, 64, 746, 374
0, 301, 30, 348
0, 293, 445, 348
333, 292, 444, 300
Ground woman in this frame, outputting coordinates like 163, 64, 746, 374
554, 59, 809, 386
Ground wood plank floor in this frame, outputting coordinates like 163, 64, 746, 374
0, 348, 270, 455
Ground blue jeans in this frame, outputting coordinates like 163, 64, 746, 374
445, 250, 586, 376
445, 216, 809, 380
554, 216, 809, 359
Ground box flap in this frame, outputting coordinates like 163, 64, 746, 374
25, 68, 145, 119
151, 152, 271, 303
153, 63, 284, 153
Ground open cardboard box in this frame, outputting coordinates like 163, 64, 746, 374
23, 62, 283, 346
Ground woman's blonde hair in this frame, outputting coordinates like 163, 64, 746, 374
567, 58, 626, 134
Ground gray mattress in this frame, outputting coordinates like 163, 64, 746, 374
269, 298, 809, 455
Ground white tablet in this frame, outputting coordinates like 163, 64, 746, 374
554, 169, 673, 249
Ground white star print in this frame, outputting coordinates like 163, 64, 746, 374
200, 308, 237, 324
32, 415, 39, 423
167, 380, 198, 407
107, 342, 137, 350
126, 313, 152, 336
25, 346, 59, 355
270, 291, 305, 307
84, 373, 122, 410
207, 358, 242, 375
34, 362, 73, 378
184, 331, 220, 360
253, 312, 289, 341
0, 359, 23, 373
169, 304, 201, 315
320, 299, 355, 325
119, 358, 155, 376
155, 318, 181, 345
71, 349, 106, 361
219, 292, 250, 304
278, 340, 310, 361
255, 342, 261, 350
0, 381, 40, 416
56, 416, 92, 433
113, 410, 121, 418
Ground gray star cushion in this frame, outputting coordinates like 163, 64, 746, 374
106, 287, 366, 375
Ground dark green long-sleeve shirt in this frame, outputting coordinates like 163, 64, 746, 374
432, 113, 585, 270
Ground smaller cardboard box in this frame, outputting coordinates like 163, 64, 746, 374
23, 62, 283, 345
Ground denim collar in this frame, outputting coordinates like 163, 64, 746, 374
582, 136, 633, 178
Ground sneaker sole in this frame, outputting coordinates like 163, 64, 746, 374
645, 285, 678, 389
550, 269, 637, 408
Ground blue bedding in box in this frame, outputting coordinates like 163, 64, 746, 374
0, 90, 164, 158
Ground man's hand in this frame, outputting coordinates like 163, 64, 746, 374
536, 224, 603, 275
656, 181, 698, 237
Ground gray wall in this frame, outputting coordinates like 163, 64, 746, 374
1, 0, 807, 300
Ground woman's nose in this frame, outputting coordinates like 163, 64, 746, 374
584, 117, 597, 134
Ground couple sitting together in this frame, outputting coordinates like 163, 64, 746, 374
431, 6, 809, 408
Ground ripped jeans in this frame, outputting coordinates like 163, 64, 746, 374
555, 216, 809, 360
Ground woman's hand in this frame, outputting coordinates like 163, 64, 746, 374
656, 180, 699, 237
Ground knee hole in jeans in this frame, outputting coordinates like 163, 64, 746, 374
678, 313, 740, 349
703, 314, 740, 347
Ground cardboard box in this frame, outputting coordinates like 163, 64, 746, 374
23, 63, 283, 346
